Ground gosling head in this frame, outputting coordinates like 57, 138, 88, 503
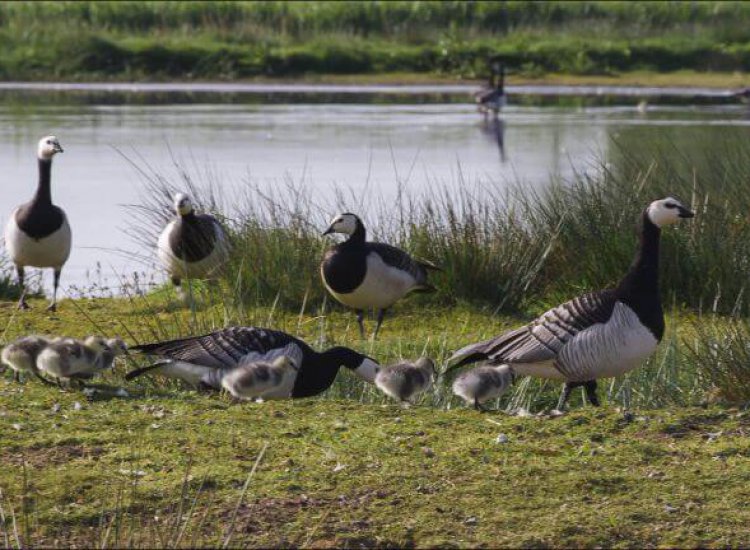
174, 193, 193, 217
37, 135, 63, 161
322, 212, 361, 237
105, 337, 128, 357
414, 357, 437, 378
646, 197, 694, 228
83, 336, 109, 353
271, 356, 297, 370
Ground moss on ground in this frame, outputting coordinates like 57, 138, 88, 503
0, 296, 748, 547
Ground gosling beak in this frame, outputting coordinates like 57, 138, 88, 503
678, 206, 695, 219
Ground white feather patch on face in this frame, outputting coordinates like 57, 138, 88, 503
353, 358, 380, 383
327, 213, 358, 235
174, 193, 193, 216
647, 197, 684, 227
37, 135, 62, 160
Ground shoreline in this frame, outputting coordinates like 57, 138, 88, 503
0, 71, 747, 95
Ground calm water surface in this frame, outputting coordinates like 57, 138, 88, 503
0, 89, 747, 295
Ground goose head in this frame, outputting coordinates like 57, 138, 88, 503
271, 355, 298, 370
646, 197, 694, 227
324, 346, 380, 382
414, 357, 437, 378
38, 135, 63, 161
174, 193, 194, 216
322, 212, 361, 236
83, 336, 109, 353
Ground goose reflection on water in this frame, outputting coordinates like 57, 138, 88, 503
479, 113, 506, 162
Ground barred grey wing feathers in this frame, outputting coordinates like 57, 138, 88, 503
367, 243, 431, 285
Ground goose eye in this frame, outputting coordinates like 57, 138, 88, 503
46, 140, 51, 144
665, 203, 677, 209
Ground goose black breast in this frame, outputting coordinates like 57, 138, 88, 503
15, 202, 65, 240
169, 214, 218, 263
321, 245, 367, 294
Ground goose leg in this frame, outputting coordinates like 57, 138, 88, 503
13, 371, 20, 383
355, 309, 365, 339
373, 309, 387, 340
16, 266, 29, 309
474, 398, 488, 412
47, 268, 61, 311
558, 381, 582, 410
584, 380, 600, 407
34, 371, 56, 387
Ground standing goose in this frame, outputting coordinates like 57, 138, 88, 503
157, 193, 229, 299
125, 326, 380, 399
374, 357, 436, 404
446, 197, 695, 409
4, 136, 69, 311
475, 62, 506, 115
321, 213, 439, 338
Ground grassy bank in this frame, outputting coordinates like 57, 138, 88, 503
2, 2, 750, 82
0, 296, 748, 547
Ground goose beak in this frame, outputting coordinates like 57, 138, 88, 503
54, 144, 64, 153
322, 225, 335, 236
678, 206, 695, 218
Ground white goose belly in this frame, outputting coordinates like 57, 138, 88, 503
157, 222, 228, 279
4, 213, 71, 268
324, 253, 417, 309
555, 303, 658, 382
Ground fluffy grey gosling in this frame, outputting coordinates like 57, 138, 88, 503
36, 336, 111, 385
220, 356, 299, 400
452, 364, 515, 411
1, 335, 53, 383
374, 357, 436, 404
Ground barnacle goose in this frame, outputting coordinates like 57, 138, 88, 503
221, 356, 299, 400
37, 336, 115, 386
157, 193, 229, 298
321, 213, 439, 338
452, 364, 515, 411
1, 335, 55, 384
125, 326, 380, 399
374, 357, 436, 404
474, 62, 506, 114
447, 197, 695, 409
4, 136, 70, 311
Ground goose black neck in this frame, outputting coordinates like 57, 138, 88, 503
498, 67, 505, 93
616, 209, 664, 339
343, 220, 366, 247
34, 158, 53, 205
291, 347, 361, 398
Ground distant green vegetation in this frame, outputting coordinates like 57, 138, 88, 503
2, 1, 750, 80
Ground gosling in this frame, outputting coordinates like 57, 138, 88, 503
374, 357, 436, 404
36, 336, 112, 385
102, 337, 128, 370
1, 335, 53, 383
452, 364, 515, 411
220, 356, 299, 401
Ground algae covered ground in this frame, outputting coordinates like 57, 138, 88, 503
1, 295, 749, 547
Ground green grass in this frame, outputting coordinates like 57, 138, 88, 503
3, 2, 750, 81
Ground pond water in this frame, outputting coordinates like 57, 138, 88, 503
0, 84, 747, 296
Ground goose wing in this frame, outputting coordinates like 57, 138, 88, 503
367, 243, 438, 286
448, 290, 618, 368
131, 327, 306, 369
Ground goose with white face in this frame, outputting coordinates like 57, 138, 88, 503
322, 213, 359, 236
37, 135, 64, 161
646, 197, 694, 227
174, 193, 193, 216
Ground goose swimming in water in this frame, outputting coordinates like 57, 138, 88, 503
374, 357, 436, 404
157, 193, 229, 299
446, 197, 695, 409
125, 326, 380, 399
221, 356, 299, 400
321, 213, 439, 338
4, 136, 70, 311
452, 364, 515, 411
